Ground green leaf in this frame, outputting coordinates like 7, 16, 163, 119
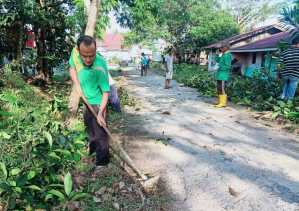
48, 184, 64, 188
73, 152, 81, 161
44, 131, 53, 148
0, 132, 11, 140
45, 194, 54, 201
48, 189, 65, 200
9, 181, 16, 187
27, 185, 42, 191
27, 171, 36, 180
64, 172, 72, 196
14, 187, 22, 193
74, 140, 85, 147
70, 192, 88, 201
10, 168, 21, 176
54, 149, 72, 157
48, 152, 61, 160
16, 174, 27, 186
0, 162, 7, 179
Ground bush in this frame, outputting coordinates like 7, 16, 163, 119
174, 64, 299, 122
175, 63, 216, 96
0, 69, 87, 209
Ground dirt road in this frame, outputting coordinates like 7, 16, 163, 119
120, 68, 299, 211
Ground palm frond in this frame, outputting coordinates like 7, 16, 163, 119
279, 5, 299, 30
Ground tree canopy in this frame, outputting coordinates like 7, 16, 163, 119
119, 0, 239, 56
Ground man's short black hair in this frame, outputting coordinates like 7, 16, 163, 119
77, 35, 96, 49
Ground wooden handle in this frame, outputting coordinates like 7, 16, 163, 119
80, 95, 148, 180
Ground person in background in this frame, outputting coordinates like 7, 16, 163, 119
140, 52, 148, 76
164, 48, 175, 89
108, 72, 121, 112
214, 42, 232, 108
278, 38, 299, 101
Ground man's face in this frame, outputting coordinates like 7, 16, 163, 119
78, 43, 96, 67
220, 47, 228, 53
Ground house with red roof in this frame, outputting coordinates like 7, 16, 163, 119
97, 32, 160, 66
97, 33, 132, 65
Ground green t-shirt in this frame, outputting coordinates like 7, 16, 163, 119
215, 52, 232, 81
69, 48, 110, 105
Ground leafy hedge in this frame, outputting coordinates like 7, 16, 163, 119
174, 64, 299, 122
0, 68, 88, 210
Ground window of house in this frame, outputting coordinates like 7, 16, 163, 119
261, 53, 266, 67
252, 53, 256, 64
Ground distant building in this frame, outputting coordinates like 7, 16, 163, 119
97, 33, 165, 65
97, 33, 131, 64
204, 24, 288, 76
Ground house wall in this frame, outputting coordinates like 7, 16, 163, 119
98, 48, 131, 63
233, 52, 264, 74
208, 51, 217, 71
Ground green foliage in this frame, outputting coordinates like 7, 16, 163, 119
121, 0, 239, 56
0, 0, 77, 76
174, 64, 299, 122
0, 69, 88, 209
280, 0, 299, 29
220, 0, 285, 32
175, 64, 217, 96
189, 9, 239, 49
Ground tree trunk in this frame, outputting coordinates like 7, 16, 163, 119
35, 0, 49, 80
84, 0, 100, 37
15, 20, 24, 73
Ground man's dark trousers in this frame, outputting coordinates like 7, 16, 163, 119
83, 105, 109, 166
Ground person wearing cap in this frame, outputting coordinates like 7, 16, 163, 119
214, 42, 232, 108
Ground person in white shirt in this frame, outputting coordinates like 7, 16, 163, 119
164, 49, 175, 89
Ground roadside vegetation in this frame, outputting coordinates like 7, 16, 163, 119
0, 66, 167, 210
174, 64, 299, 124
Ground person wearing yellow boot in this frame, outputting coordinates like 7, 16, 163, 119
214, 42, 232, 108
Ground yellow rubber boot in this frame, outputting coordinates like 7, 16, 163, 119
214, 95, 220, 105
214, 94, 227, 108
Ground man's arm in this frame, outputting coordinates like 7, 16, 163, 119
100, 92, 109, 113
69, 67, 82, 95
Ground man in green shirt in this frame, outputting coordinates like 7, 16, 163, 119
69, 35, 110, 166
214, 42, 232, 108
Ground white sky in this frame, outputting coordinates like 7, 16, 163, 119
106, 12, 129, 33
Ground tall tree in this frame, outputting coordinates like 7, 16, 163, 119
0, 0, 77, 77
280, 0, 299, 43
118, 0, 239, 61
219, 0, 285, 32
84, 0, 100, 36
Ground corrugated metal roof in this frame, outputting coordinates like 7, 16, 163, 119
230, 31, 290, 52
204, 25, 284, 49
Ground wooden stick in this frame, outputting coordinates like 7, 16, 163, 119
80, 95, 148, 180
